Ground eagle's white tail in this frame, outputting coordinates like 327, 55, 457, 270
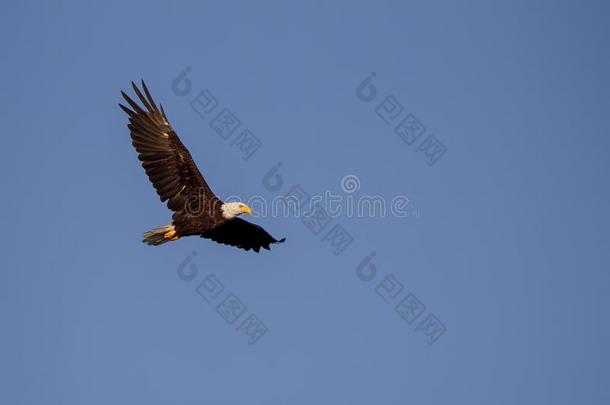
142, 225, 177, 246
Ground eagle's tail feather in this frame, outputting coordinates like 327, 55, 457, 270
142, 225, 179, 245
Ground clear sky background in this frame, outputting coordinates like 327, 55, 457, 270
1, 1, 609, 404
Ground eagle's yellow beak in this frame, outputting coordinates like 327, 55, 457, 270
241, 205, 253, 215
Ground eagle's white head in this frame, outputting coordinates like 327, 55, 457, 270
221, 201, 253, 219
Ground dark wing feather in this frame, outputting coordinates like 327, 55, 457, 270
201, 218, 286, 253
120, 80, 220, 213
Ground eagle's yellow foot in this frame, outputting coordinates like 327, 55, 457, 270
164, 229, 177, 240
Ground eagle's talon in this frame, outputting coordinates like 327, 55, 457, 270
164, 229, 176, 239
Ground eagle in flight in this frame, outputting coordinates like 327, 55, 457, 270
120, 80, 285, 252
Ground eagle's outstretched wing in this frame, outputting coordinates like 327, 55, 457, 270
120, 81, 220, 214
201, 218, 286, 252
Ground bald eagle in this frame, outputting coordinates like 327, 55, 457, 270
120, 81, 285, 253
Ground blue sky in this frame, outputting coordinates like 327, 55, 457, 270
1, 1, 609, 404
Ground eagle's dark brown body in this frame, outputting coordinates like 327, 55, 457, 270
120, 81, 285, 252
172, 197, 225, 236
